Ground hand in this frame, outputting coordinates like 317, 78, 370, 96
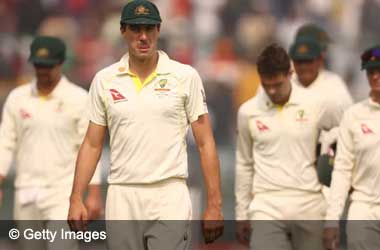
202, 206, 224, 244
0, 176, 4, 208
85, 192, 103, 220
67, 196, 89, 232
0, 188, 3, 208
323, 227, 339, 250
236, 220, 251, 247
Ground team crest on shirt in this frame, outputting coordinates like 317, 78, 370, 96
361, 123, 374, 134
154, 79, 171, 92
159, 79, 167, 88
109, 89, 127, 103
296, 109, 309, 122
55, 101, 64, 112
256, 120, 269, 132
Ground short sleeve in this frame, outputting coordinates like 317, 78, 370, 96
88, 74, 107, 126
74, 91, 103, 185
185, 68, 208, 123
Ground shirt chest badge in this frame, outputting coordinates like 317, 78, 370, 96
55, 101, 64, 113
110, 89, 127, 103
256, 120, 270, 132
296, 109, 309, 122
154, 79, 171, 92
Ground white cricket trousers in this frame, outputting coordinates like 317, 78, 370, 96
105, 178, 192, 250
14, 186, 78, 250
346, 201, 380, 250
248, 190, 326, 250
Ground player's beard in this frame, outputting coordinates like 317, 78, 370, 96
37, 74, 52, 85
36, 73, 60, 89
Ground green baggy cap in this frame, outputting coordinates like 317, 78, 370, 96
295, 23, 331, 51
289, 37, 322, 61
120, 0, 162, 25
29, 36, 66, 66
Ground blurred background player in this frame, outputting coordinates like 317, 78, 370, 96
289, 25, 353, 186
235, 44, 342, 250
67, 1, 223, 249
0, 36, 102, 250
295, 23, 331, 65
324, 45, 380, 250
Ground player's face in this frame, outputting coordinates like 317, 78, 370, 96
293, 57, 322, 87
367, 67, 380, 93
33, 63, 62, 86
260, 72, 292, 105
122, 24, 160, 61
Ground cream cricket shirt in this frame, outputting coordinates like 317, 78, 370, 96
326, 99, 380, 221
293, 69, 353, 152
88, 51, 207, 184
0, 76, 100, 188
292, 69, 353, 110
235, 84, 342, 220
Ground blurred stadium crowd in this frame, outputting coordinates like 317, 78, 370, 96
1, 0, 380, 146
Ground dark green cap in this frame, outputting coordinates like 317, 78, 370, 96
29, 36, 66, 66
120, 0, 162, 25
361, 45, 380, 70
289, 37, 322, 61
295, 23, 331, 51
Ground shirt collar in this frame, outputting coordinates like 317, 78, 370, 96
31, 75, 68, 99
368, 97, 380, 109
116, 50, 172, 76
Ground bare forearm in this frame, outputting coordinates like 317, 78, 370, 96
87, 184, 102, 196
71, 142, 102, 201
198, 142, 222, 209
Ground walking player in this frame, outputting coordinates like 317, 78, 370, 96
324, 45, 380, 250
235, 44, 342, 250
0, 36, 102, 250
67, 1, 223, 249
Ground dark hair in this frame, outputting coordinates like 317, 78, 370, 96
120, 23, 127, 31
257, 44, 291, 77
